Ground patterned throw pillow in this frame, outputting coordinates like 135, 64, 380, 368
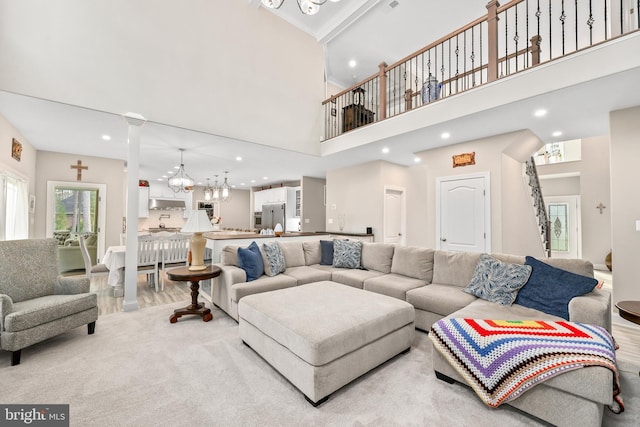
262, 241, 285, 277
463, 254, 532, 306
332, 239, 362, 269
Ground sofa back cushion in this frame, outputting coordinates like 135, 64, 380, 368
391, 246, 434, 281
302, 241, 321, 265
221, 245, 240, 266
361, 242, 395, 273
0, 239, 58, 302
541, 258, 594, 277
278, 241, 305, 267
432, 250, 482, 287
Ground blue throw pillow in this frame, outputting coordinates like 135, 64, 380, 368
237, 241, 264, 282
515, 256, 598, 320
333, 239, 362, 269
463, 254, 532, 306
320, 240, 334, 265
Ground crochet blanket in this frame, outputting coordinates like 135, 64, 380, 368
429, 318, 624, 413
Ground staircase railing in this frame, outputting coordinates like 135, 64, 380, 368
322, 0, 640, 140
525, 157, 551, 257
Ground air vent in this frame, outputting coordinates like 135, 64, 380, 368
389, 0, 399, 9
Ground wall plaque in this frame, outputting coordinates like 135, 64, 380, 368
11, 138, 22, 161
452, 152, 475, 168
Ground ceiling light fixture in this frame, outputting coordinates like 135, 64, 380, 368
552, 131, 563, 137
211, 175, 221, 202
348, 59, 357, 68
203, 178, 214, 201
101, 134, 111, 141
534, 109, 547, 117
382, 147, 390, 154
221, 171, 232, 202
261, 0, 339, 16
441, 132, 451, 139
167, 149, 194, 193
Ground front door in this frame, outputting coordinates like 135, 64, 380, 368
437, 174, 489, 253
546, 195, 581, 259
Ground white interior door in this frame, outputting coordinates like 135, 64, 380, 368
384, 187, 405, 244
546, 195, 581, 259
437, 174, 489, 253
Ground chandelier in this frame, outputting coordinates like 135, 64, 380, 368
210, 175, 221, 202
261, 0, 340, 16
167, 149, 194, 193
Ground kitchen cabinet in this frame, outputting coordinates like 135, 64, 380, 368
138, 187, 149, 218
254, 187, 288, 210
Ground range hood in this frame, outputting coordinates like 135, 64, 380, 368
148, 198, 186, 210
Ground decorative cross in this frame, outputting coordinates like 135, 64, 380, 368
71, 160, 88, 181
596, 203, 606, 214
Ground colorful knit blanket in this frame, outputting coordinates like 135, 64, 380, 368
429, 318, 624, 413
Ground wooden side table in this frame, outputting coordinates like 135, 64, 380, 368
616, 301, 640, 325
167, 265, 221, 323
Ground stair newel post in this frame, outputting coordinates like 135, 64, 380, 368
378, 62, 388, 120
530, 35, 542, 66
486, 0, 500, 82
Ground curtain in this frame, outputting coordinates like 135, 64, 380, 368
2, 172, 29, 240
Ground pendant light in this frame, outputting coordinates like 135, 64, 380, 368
221, 171, 232, 202
203, 178, 214, 201
167, 149, 194, 193
211, 175, 220, 202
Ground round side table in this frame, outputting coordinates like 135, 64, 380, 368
167, 265, 221, 323
616, 301, 640, 325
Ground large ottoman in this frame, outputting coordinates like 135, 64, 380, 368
238, 280, 415, 406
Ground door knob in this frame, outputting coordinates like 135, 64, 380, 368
441, 238, 447, 242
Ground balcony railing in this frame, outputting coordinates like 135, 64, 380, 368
322, 0, 640, 140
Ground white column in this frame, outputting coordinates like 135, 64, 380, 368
122, 112, 147, 312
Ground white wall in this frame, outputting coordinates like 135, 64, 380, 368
417, 130, 544, 255
0, 0, 325, 155
537, 135, 611, 267
300, 176, 326, 232
34, 151, 126, 249
0, 113, 37, 237
609, 106, 640, 308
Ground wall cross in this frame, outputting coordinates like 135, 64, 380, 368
596, 203, 606, 214
71, 160, 88, 181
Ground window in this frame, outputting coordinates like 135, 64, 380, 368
548, 202, 569, 252
53, 187, 98, 234
0, 172, 29, 240
534, 139, 582, 165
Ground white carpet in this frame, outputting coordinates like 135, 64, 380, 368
1, 302, 638, 427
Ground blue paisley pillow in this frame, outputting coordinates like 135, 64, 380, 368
463, 254, 532, 306
262, 242, 285, 276
333, 239, 362, 269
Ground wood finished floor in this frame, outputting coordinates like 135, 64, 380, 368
86, 269, 639, 366
89, 272, 191, 316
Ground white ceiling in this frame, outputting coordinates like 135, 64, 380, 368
0, 2, 638, 191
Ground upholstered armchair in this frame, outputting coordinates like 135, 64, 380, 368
0, 238, 98, 366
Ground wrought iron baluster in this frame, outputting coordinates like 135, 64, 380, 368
463, 31, 467, 91
455, 34, 460, 93
440, 42, 445, 97
480, 22, 483, 84
515, 4, 519, 72
560, 0, 566, 55
575, 0, 578, 50
447, 39, 451, 96
587, 0, 594, 46
471, 25, 476, 87
536, 0, 542, 60
548, 0, 552, 60
526, 0, 529, 68
604, 0, 608, 40
504, 8, 508, 77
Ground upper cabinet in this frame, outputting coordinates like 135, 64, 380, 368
254, 187, 290, 211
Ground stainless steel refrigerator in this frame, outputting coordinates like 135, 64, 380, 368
261, 203, 285, 231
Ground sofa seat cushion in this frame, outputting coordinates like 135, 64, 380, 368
238, 281, 415, 366
331, 268, 384, 289
284, 266, 332, 285
230, 274, 297, 303
364, 274, 427, 300
5, 293, 98, 332
406, 283, 477, 316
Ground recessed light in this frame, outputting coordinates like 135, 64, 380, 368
414, 157, 421, 163
250, 179, 256, 183
382, 147, 390, 154
161, 175, 168, 178
348, 59, 357, 68
167, 171, 173, 174
534, 109, 547, 117
263, 176, 269, 180
231, 185, 237, 188
174, 166, 180, 169
157, 178, 163, 181
236, 156, 242, 161
101, 134, 111, 141
441, 132, 450, 139
240, 182, 246, 186
552, 131, 562, 137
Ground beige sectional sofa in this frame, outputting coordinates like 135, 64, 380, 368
211, 240, 613, 427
